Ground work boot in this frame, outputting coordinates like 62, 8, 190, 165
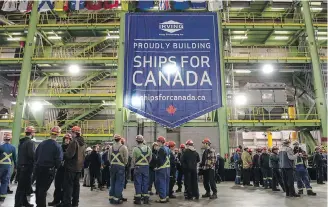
291, 194, 301, 198
143, 197, 149, 204
202, 192, 211, 198
318, 182, 325, 185
149, 191, 154, 196
24, 202, 34, 207
298, 189, 303, 195
121, 197, 128, 202
48, 201, 60, 206
307, 189, 317, 196
166, 196, 169, 202
176, 188, 182, 193
155, 198, 167, 203
134, 197, 141, 205
7, 187, 13, 194
272, 188, 280, 192
209, 194, 217, 199
254, 184, 260, 187
0, 197, 5, 202
169, 194, 176, 199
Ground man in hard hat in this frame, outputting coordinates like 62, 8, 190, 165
252, 148, 261, 187
89, 145, 103, 191
155, 136, 170, 203
279, 139, 300, 197
168, 141, 177, 199
148, 142, 158, 196
14, 126, 36, 207
83, 147, 92, 188
313, 146, 325, 184
260, 147, 271, 189
180, 140, 200, 200
241, 147, 253, 187
108, 134, 128, 204
62, 126, 86, 207
234, 148, 242, 185
176, 144, 185, 193
270, 146, 285, 192
49, 133, 72, 206
131, 135, 152, 204
200, 138, 217, 199
0, 132, 16, 202
34, 126, 63, 207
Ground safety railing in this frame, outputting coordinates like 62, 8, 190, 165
28, 86, 116, 96
227, 106, 319, 121
226, 46, 313, 59
0, 47, 24, 59
222, 12, 304, 24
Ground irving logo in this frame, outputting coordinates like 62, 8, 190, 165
159, 20, 184, 33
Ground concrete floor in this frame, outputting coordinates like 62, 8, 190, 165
1, 182, 327, 207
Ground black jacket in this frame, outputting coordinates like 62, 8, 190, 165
270, 153, 280, 169
181, 147, 200, 170
149, 149, 157, 170
17, 137, 35, 166
64, 136, 86, 172
252, 154, 260, 168
216, 155, 225, 171
259, 153, 270, 169
35, 139, 62, 168
89, 150, 101, 170
313, 152, 323, 167
170, 151, 176, 175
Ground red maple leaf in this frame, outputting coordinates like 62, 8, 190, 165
166, 105, 177, 115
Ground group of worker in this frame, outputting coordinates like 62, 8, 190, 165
233, 139, 326, 198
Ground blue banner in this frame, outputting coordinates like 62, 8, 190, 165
124, 12, 222, 128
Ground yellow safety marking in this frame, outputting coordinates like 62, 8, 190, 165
111, 153, 124, 167
0, 152, 12, 165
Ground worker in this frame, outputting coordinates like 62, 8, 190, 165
234, 148, 242, 185
176, 144, 185, 193
34, 126, 63, 207
108, 134, 128, 204
14, 126, 36, 207
83, 147, 92, 187
252, 148, 261, 187
180, 140, 200, 200
313, 146, 325, 184
62, 126, 86, 207
0, 132, 16, 202
294, 147, 316, 196
200, 138, 217, 199
270, 146, 285, 192
259, 147, 271, 189
148, 142, 158, 196
101, 146, 110, 188
48, 133, 72, 206
279, 139, 300, 197
131, 135, 152, 204
168, 141, 177, 199
163, 140, 171, 202
89, 145, 103, 191
215, 153, 225, 183
241, 147, 252, 187
155, 136, 170, 203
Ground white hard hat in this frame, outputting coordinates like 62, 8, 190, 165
86, 147, 92, 152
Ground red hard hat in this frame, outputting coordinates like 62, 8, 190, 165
164, 142, 169, 147
63, 133, 72, 140
262, 147, 267, 151
25, 126, 35, 133
247, 148, 252, 153
157, 136, 166, 143
236, 148, 241, 152
51, 126, 61, 135
168, 141, 176, 148
121, 138, 125, 144
180, 144, 186, 149
71, 126, 81, 133
202, 138, 211, 144
186, 139, 194, 145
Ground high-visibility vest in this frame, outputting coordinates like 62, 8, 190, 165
158, 146, 170, 169
111, 145, 124, 167
0, 152, 12, 165
135, 147, 150, 166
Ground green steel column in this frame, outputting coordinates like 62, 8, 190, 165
301, 1, 328, 140
12, 1, 39, 147
217, 12, 229, 161
114, 12, 126, 135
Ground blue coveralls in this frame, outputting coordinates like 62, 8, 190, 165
155, 146, 170, 201
134, 146, 150, 199
0, 143, 16, 199
164, 146, 171, 199
233, 153, 241, 184
109, 145, 125, 203
295, 156, 312, 191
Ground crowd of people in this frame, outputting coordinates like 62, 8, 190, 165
0, 125, 326, 206
0, 125, 225, 207
232, 139, 327, 197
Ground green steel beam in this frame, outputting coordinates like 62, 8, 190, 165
73, 37, 107, 57
26, 96, 115, 101
228, 120, 321, 127
301, 1, 327, 140
217, 12, 229, 160
114, 12, 125, 135
287, 30, 304, 46
11, 2, 39, 147
0, 58, 118, 65
28, 133, 113, 140
221, 23, 327, 30
224, 57, 327, 63
46, 104, 115, 109
262, 30, 275, 44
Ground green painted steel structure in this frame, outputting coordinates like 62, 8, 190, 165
11, 2, 39, 147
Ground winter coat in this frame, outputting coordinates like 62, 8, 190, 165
64, 136, 86, 172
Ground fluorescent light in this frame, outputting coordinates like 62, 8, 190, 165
109, 31, 119, 34
106, 35, 120, 39
317, 36, 328, 40
234, 69, 251, 74
310, 2, 322, 6
310, 7, 323, 11
232, 36, 248, 39
230, 7, 245, 10
274, 31, 289, 34
68, 65, 80, 74
12, 32, 22, 35
271, 8, 286, 10
234, 94, 247, 106
7, 37, 21, 41
274, 36, 289, 40
48, 36, 61, 40
317, 32, 327, 35
30, 101, 43, 112
262, 64, 274, 74
46, 31, 55, 34
232, 31, 246, 34
11, 102, 16, 105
